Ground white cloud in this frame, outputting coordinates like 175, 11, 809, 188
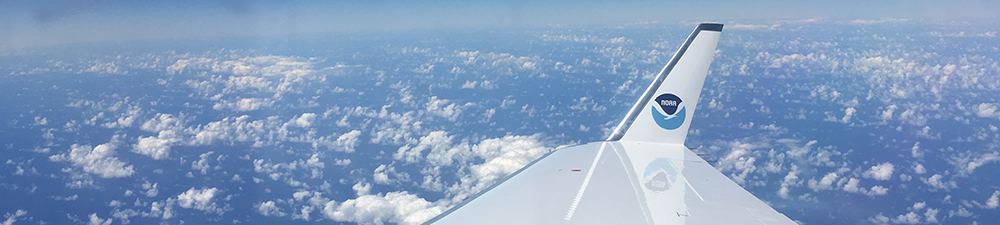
924, 208, 939, 223
864, 162, 895, 181
947, 206, 974, 218
976, 103, 997, 117
176, 187, 220, 212
133, 130, 179, 160
50, 138, 134, 178
212, 98, 274, 111
288, 113, 317, 128
333, 158, 351, 166
881, 105, 898, 120
964, 152, 1000, 175
334, 130, 362, 153
425, 97, 470, 121
910, 142, 922, 158
778, 165, 800, 199
984, 191, 999, 209
256, 201, 286, 217
850, 18, 909, 25
921, 174, 956, 191
396, 131, 471, 166
842, 178, 862, 193
322, 191, 446, 225
142, 182, 159, 197
88, 213, 112, 225
141, 113, 186, 133
33, 116, 48, 125
808, 172, 839, 191
868, 186, 889, 196
461, 81, 477, 89
373, 165, 394, 184
2, 209, 27, 225
192, 151, 214, 174
841, 107, 856, 123
913, 163, 926, 174
890, 212, 919, 224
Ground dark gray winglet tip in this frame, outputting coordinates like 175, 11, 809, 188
697, 23, 724, 32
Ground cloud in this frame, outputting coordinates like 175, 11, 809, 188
921, 174, 956, 191
849, 18, 909, 25
425, 97, 470, 121
133, 131, 179, 160
396, 131, 471, 166
373, 164, 401, 184
322, 191, 446, 225
50, 137, 134, 178
334, 130, 362, 153
88, 213, 112, 225
212, 98, 274, 111
287, 113, 317, 128
2, 209, 27, 225
778, 165, 800, 199
176, 187, 221, 213
192, 151, 214, 174
256, 201, 286, 217
910, 142, 922, 158
983, 191, 999, 209
881, 105, 897, 120
864, 162, 895, 181
841, 107, 856, 123
913, 163, 926, 174
808, 172, 839, 191
141, 113, 186, 133
958, 152, 1000, 175
142, 182, 159, 197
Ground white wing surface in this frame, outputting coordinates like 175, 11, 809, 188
424, 23, 797, 225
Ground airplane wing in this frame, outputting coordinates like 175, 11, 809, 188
424, 23, 798, 225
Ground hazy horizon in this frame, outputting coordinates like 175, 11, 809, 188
3, 0, 1000, 49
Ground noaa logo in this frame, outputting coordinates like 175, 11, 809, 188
650, 93, 686, 130
643, 158, 678, 192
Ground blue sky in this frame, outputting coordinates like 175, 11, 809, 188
2, 0, 999, 48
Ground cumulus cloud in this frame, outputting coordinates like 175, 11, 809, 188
982, 191, 999, 209
88, 213, 112, 225
256, 201, 286, 217
396, 131, 471, 166
50, 137, 134, 178
880, 105, 897, 120
133, 130, 180, 160
2, 209, 27, 225
864, 162, 895, 181
850, 18, 909, 25
913, 163, 926, 174
322, 191, 446, 225
841, 107, 856, 123
778, 165, 800, 199
971, 103, 997, 118
287, 113, 317, 128
963, 152, 1000, 175
808, 172, 839, 191
192, 151, 214, 174
334, 130, 362, 153
176, 187, 221, 213
921, 174, 957, 191
212, 98, 274, 111
425, 97, 470, 121
142, 182, 159, 197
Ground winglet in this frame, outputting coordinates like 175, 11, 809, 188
607, 23, 722, 144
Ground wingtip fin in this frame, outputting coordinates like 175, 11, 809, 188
608, 23, 723, 144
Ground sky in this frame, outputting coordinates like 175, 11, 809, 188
2, 0, 1000, 48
